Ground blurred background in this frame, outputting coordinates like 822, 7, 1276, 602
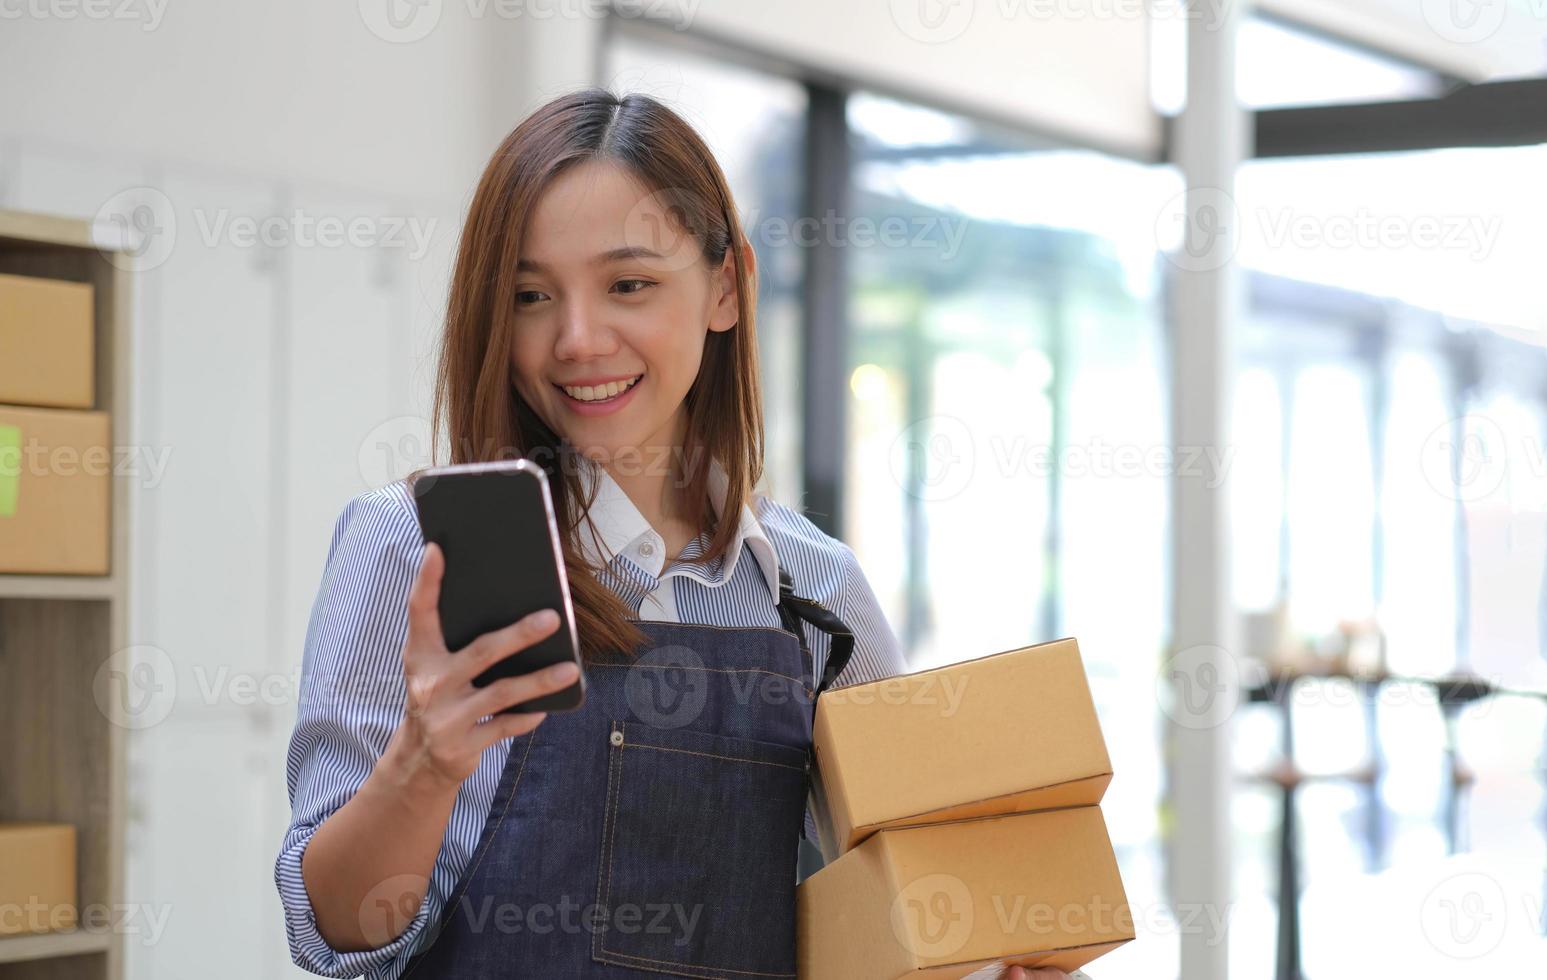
3, 1, 1547, 978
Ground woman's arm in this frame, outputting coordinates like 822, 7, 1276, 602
275, 491, 575, 973
299, 731, 462, 952
301, 542, 575, 951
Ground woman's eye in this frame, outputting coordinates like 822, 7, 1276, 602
613, 278, 656, 296
515, 290, 548, 306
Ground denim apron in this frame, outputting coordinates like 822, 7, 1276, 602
401, 567, 854, 979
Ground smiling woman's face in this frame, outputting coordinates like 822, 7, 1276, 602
509, 158, 741, 465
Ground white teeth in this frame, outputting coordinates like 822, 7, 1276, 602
562, 375, 640, 402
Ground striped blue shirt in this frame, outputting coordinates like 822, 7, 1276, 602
274, 460, 906, 978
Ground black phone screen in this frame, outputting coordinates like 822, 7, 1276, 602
410, 460, 585, 713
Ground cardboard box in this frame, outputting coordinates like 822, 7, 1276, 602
811, 638, 1110, 860
0, 405, 111, 574
0, 273, 95, 409
798, 807, 1133, 978
0, 823, 78, 935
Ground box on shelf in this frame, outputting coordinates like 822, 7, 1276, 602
797, 807, 1133, 979
0, 405, 111, 575
810, 637, 1111, 861
0, 272, 95, 409
0, 823, 78, 936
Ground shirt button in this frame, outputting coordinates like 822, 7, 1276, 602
610, 730, 624, 747
638, 542, 655, 558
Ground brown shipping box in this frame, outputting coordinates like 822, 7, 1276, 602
0, 823, 78, 935
811, 638, 1111, 860
0, 272, 95, 409
0, 405, 111, 574
798, 807, 1133, 978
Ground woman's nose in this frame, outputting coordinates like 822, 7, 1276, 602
553, 301, 619, 361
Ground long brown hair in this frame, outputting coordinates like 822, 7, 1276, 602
425, 88, 765, 660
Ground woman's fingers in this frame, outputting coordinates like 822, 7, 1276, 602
463, 660, 580, 721
403, 542, 447, 663
448, 609, 562, 685
474, 708, 550, 749
391, 547, 578, 787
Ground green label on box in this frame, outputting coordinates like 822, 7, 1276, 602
0, 424, 19, 517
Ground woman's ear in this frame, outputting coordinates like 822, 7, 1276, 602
707, 238, 755, 334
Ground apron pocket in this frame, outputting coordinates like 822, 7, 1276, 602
593, 719, 809, 979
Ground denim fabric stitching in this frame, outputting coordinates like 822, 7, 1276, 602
400, 729, 538, 978
619, 622, 801, 640
623, 742, 807, 773
594, 948, 797, 978
592, 719, 626, 965
586, 661, 814, 698
593, 720, 798, 979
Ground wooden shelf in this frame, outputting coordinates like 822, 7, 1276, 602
0, 933, 111, 966
0, 210, 104, 251
0, 210, 131, 980
0, 576, 117, 601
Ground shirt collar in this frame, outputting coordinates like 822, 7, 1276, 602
573, 454, 780, 604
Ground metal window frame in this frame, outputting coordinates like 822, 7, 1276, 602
1252, 76, 1547, 158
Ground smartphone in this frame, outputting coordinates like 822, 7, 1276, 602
410, 458, 585, 713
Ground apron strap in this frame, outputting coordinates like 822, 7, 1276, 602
776, 566, 857, 854
775, 566, 855, 699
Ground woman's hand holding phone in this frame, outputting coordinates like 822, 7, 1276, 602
383, 541, 580, 791
302, 540, 579, 954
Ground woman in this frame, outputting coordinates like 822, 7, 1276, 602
275, 88, 1070, 980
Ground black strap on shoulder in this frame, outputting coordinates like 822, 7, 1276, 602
776, 566, 855, 698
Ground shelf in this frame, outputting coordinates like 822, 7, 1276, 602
0, 576, 118, 601
0, 210, 102, 251
0, 931, 111, 965
0, 209, 131, 980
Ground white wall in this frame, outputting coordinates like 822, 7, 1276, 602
0, 4, 601, 977
2, 3, 506, 198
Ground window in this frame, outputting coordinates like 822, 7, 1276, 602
844, 89, 1175, 979
1230, 145, 1547, 972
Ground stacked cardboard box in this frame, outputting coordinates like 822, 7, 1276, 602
798, 638, 1132, 978
0, 823, 78, 935
0, 272, 110, 574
